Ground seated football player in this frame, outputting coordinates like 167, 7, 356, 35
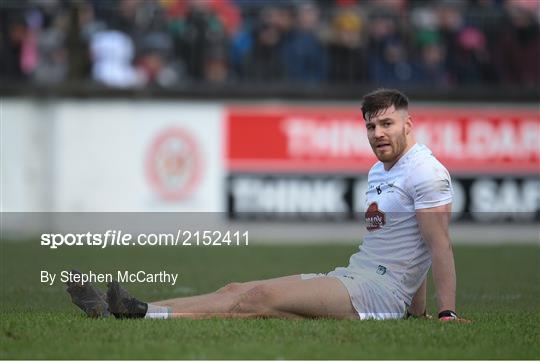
66, 89, 468, 322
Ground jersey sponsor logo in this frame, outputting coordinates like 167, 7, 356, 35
365, 202, 386, 231
146, 127, 202, 201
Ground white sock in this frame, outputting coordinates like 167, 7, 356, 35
144, 303, 172, 319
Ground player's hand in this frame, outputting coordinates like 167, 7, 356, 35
439, 316, 472, 323
438, 310, 472, 323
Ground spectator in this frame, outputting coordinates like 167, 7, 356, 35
203, 44, 229, 83
369, 38, 416, 85
170, 0, 228, 82
242, 5, 291, 83
280, 2, 327, 83
33, 10, 69, 84
436, 2, 493, 85
409, 6, 448, 86
494, 1, 540, 86
89, 30, 143, 88
1, 12, 30, 80
327, 9, 369, 84
136, 31, 180, 87
413, 32, 449, 86
366, 9, 414, 85
243, 22, 284, 82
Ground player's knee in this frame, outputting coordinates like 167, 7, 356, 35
231, 285, 275, 314
216, 282, 244, 294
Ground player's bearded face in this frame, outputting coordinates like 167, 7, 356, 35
365, 106, 409, 164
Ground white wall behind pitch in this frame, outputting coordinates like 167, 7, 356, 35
1, 99, 224, 212
1, 99, 53, 212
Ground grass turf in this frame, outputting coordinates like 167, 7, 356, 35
1, 241, 539, 359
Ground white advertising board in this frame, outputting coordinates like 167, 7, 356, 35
1, 100, 224, 212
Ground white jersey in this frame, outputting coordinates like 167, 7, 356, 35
347, 143, 453, 306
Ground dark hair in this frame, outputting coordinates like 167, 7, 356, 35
361, 88, 409, 120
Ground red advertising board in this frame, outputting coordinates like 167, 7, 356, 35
227, 106, 540, 174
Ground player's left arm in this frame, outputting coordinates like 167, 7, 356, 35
407, 277, 429, 318
417, 204, 470, 323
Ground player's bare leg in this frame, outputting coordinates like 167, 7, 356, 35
149, 275, 301, 316
156, 276, 358, 319
228, 276, 358, 319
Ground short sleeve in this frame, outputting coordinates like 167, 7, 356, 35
407, 161, 453, 210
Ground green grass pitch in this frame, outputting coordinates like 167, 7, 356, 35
1, 241, 539, 359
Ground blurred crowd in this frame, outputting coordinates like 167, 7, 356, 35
1, 0, 539, 88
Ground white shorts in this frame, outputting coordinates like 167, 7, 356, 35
301, 268, 407, 320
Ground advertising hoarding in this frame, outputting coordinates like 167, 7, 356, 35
227, 106, 540, 221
